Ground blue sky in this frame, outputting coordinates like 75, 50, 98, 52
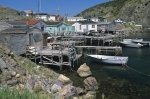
0, 0, 110, 16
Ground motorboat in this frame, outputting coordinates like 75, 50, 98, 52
120, 39, 143, 48
88, 55, 128, 65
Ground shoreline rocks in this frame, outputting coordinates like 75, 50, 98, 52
77, 63, 92, 77
76, 63, 99, 99
84, 76, 99, 91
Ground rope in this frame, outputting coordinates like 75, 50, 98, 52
125, 65, 150, 77
88, 64, 150, 77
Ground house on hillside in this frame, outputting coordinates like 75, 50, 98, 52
72, 21, 97, 33
24, 10, 33, 17
88, 17, 99, 22
67, 17, 86, 22
34, 13, 49, 21
114, 19, 123, 23
97, 22, 115, 32
45, 22, 75, 36
0, 27, 47, 55
48, 15, 56, 21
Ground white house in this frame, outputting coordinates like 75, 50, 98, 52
24, 10, 33, 17
48, 15, 56, 21
67, 17, 87, 22
72, 21, 97, 33
114, 19, 123, 23
34, 13, 49, 21
88, 17, 99, 22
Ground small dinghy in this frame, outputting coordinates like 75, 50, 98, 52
88, 55, 128, 65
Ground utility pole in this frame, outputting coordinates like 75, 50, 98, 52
38, 0, 41, 13
56, 7, 60, 15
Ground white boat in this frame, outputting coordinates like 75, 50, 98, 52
131, 39, 143, 43
120, 39, 143, 48
88, 55, 128, 65
120, 41, 143, 48
122, 39, 143, 43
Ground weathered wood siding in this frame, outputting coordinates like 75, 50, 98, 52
0, 34, 29, 55
0, 22, 12, 31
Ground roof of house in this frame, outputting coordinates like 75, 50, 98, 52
98, 22, 112, 25
67, 17, 83, 19
77, 21, 97, 24
46, 21, 70, 26
45, 22, 61, 25
0, 27, 28, 34
23, 19, 40, 26
34, 13, 49, 16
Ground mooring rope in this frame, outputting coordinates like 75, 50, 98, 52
89, 64, 150, 77
125, 65, 150, 77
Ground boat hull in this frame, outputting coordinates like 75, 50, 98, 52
88, 55, 128, 65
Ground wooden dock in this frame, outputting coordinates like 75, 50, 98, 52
75, 46, 122, 55
25, 34, 126, 71
26, 44, 82, 71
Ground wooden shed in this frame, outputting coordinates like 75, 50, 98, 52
0, 27, 46, 55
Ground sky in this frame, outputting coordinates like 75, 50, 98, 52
0, 0, 110, 16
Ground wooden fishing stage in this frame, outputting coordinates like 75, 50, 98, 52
26, 34, 124, 71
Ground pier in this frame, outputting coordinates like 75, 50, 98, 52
75, 46, 122, 55
26, 44, 82, 71
25, 33, 125, 71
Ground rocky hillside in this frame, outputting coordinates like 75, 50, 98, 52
0, 6, 23, 21
77, 0, 150, 27
0, 44, 99, 99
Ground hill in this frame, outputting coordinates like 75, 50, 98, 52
0, 6, 24, 21
77, 0, 150, 27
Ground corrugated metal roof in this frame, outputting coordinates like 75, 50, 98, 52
0, 27, 28, 34
77, 21, 97, 24
7, 21, 27, 26
45, 22, 61, 25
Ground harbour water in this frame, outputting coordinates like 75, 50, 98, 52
86, 31, 150, 98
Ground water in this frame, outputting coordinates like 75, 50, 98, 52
85, 31, 150, 98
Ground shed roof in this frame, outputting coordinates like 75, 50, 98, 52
7, 21, 27, 26
0, 27, 28, 34
46, 21, 69, 26
46, 22, 61, 25
77, 21, 97, 24
34, 13, 49, 16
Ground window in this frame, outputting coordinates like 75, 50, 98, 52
62, 27, 66, 31
72, 26, 75, 30
41, 25, 44, 31
92, 25, 95, 28
80, 25, 81, 30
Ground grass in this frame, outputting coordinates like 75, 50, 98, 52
14, 56, 59, 79
0, 87, 54, 99
0, 87, 39, 99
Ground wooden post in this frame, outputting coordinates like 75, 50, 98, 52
40, 55, 43, 65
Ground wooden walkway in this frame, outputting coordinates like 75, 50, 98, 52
75, 46, 122, 55
26, 44, 82, 71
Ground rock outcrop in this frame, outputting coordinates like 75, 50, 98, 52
76, 63, 99, 99
84, 77, 99, 91
77, 63, 92, 77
